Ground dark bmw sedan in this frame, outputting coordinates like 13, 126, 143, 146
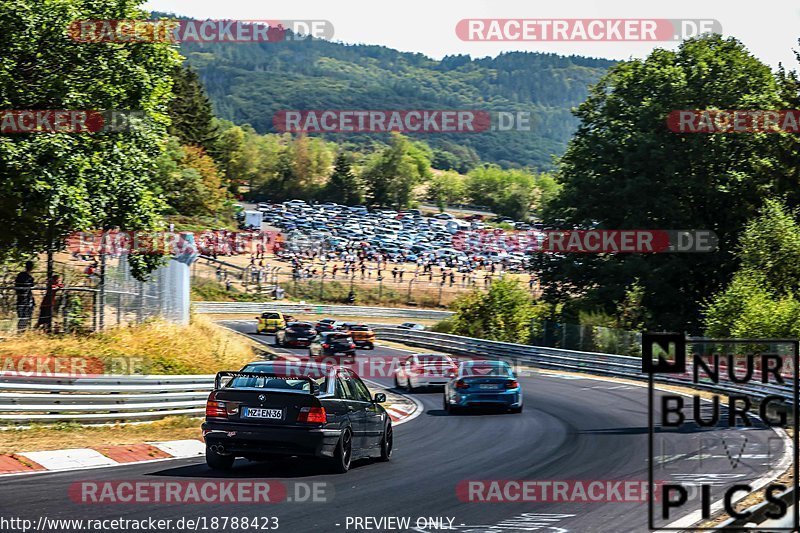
275, 321, 317, 347
203, 361, 392, 473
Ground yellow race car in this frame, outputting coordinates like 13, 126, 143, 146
255, 311, 290, 334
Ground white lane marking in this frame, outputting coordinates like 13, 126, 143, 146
362, 377, 423, 427
147, 439, 205, 458
18, 448, 118, 471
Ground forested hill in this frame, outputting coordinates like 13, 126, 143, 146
176, 29, 615, 169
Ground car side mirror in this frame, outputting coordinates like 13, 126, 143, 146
373, 393, 386, 403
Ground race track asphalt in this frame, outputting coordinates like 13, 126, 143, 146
0, 320, 787, 533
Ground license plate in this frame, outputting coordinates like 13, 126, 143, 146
479, 384, 498, 390
243, 407, 283, 420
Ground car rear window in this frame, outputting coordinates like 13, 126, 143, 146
348, 325, 370, 331
327, 333, 351, 341
231, 365, 328, 392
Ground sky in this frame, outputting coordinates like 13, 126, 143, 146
142, 0, 800, 69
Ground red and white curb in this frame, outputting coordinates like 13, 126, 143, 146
0, 439, 204, 477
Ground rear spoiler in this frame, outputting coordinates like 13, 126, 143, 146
215, 371, 319, 394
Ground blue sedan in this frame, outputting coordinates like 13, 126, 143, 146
443, 360, 523, 414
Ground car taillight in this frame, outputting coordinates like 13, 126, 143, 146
297, 406, 327, 424
455, 379, 469, 389
206, 395, 227, 418
350, 343, 356, 348
505, 380, 519, 389
322, 343, 330, 348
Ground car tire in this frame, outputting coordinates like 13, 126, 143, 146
510, 405, 523, 414
405, 377, 414, 393
366, 343, 374, 350
206, 446, 235, 471
330, 429, 353, 473
378, 423, 393, 461
394, 375, 401, 389
443, 396, 450, 412
347, 351, 356, 356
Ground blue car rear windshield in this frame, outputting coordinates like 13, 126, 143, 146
460, 362, 513, 377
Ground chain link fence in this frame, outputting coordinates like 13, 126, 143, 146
532, 319, 642, 356
0, 254, 189, 334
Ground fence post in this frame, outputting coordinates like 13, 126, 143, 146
116, 291, 122, 326
98, 253, 106, 331
62, 292, 69, 333
92, 291, 98, 332
137, 280, 144, 324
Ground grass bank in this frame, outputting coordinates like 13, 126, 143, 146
0, 314, 259, 375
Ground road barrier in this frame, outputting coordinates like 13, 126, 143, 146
194, 301, 454, 320
0, 375, 213, 423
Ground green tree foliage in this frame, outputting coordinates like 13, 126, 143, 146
323, 153, 364, 205
167, 65, 219, 154
704, 200, 800, 337
426, 171, 467, 210
465, 165, 553, 219
0, 0, 180, 275
155, 138, 228, 216
536, 35, 793, 331
362, 133, 432, 208
448, 278, 538, 344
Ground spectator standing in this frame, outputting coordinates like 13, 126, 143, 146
14, 261, 35, 331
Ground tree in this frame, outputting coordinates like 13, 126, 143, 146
704, 200, 800, 337
323, 152, 364, 205
0, 0, 181, 280
448, 278, 538, 344
155, 139, 228, 216
536, 35, 792, 331
426, 171, 466, 210
362, 133, 432, 208
465, 165, 538, 219
167, 65, 219, 154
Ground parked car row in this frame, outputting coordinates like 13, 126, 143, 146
257, 200, 539, 270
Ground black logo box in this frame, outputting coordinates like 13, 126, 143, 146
644, 333, 799, 531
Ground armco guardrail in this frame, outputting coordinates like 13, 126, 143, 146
194, 301, 454, 320
0, 374, 214, 423
372, 328, 794, 402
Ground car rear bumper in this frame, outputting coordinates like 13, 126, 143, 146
453, 390, 522, 408
285, 338, 312, 346
353, 339, 374, 346
410, 376, 452, 387
202, 421, 342, 458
